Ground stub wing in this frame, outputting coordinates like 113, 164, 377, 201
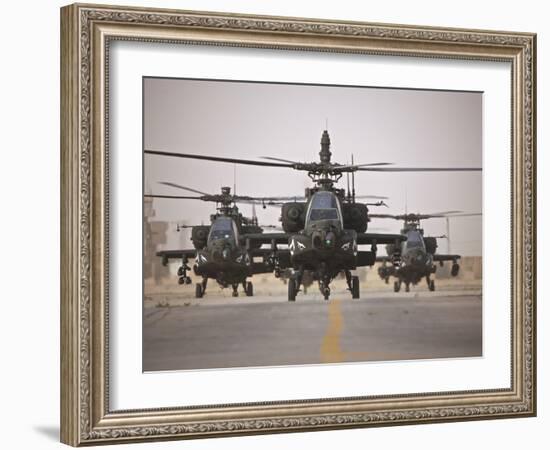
156, 249, 197, 266
247, 248, 280, 257
240, 233, 290, 246
433, 254, 461, 262
273, 249, 292, 269
247, 248, 292, 272
249, 262, 274, 275
356, 232, 404, 246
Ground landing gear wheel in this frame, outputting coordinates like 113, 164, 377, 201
394, 281, 401, 293
323, 288, 330, 301
178, 277, 185, 285
245, 281, 253, 297
351, 276, 360, 299
384, 277, 389, 284
429, 280, 435, 291
288, 278, 297, 302
195, 283, 203, 298
451, 263, 460, 277
405, 283, 410, 293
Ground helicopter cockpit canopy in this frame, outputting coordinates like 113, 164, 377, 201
305, 191, 343, 228
208, 216, 238, 244
403, 229, 426, 251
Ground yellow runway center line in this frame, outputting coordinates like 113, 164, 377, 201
320, 299, 345, 363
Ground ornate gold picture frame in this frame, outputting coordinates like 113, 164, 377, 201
60, 3, 536, 446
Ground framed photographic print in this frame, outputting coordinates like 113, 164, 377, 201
60, 3, 536, 446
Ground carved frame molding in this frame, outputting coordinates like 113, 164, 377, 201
61, 3, 536, 446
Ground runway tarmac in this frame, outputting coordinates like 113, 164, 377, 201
143, 291, 482, 371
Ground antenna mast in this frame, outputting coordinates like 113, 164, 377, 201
346, 173, 351, 202
252, 202, 258, 226
346, 164, 351, 202
446, 217, 451, 253
233, 164, 236, 196
351, 154, 356, 202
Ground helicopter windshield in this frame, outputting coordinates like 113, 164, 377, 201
208, 217, 237, 243
404, 230, 425, 250
306, 192, 342, 224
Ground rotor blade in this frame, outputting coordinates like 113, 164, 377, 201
257, 194, 389, 201
367, 227, 391, 232
356, 162, 393, 167
148, 194, 285, 207
446, 212, 482, 217
335, 162, 393, 170
417, 210, 463, 218
264, 196, 303, 201
158, 181, 211, 196
241, 194, 388, 201
251, 201, 286, 207
370, 210, 467, 221
145, 150, 293, 168
260, 157, 393, 170
261, 156, 302, 164
258, 196, 303, 202
368, 214, 400, 220
144, 194, 203, 200
355, 194, 389, 200
427, 210, 463, 216
229, 197, 282, 208
260, 224, 284, 231
236, 195, 306, 202
366, 201, 389, 208
357, 166, 482, 172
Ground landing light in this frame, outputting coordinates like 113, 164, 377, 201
222, 248, 231, 260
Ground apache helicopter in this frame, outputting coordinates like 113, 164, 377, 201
370, 211, 477, 292
145, 129, 481, 301
146, 183, 295, 298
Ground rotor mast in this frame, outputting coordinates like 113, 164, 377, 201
308, 130, 343, 191
319, 130, 332, 163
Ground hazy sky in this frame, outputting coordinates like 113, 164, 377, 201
144, 77, 482, 256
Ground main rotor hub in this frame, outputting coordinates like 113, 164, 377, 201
214, 186, 235, 214
402, 217, 421, 231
